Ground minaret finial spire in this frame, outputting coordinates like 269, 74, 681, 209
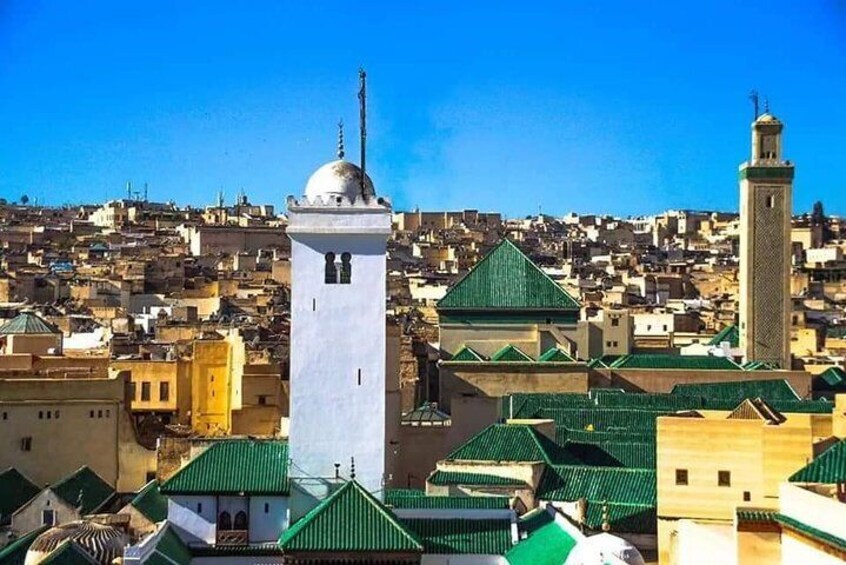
358, 67, 367, 197
337, 119, 345, 160
764, 96, 770, 114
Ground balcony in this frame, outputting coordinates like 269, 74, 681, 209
216, 529, 248, 546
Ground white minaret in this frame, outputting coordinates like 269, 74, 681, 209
287, 134, 391, 518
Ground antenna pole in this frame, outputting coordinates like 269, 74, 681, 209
749, 90, 759, 121
358, 68, 367, 198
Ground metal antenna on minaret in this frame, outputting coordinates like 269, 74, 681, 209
337, 119, 345, 160
764, 96, 770, 114
144, 182, 148, 202
749, 90, 760, 120
126, 181, 132, 200
350, 457, 356, 480
358, 67, 367, 198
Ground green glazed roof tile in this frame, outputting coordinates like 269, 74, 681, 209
609, 354, 740, 370
0, 525, 50, 565
671, 379, 800, 402
0, 467, 40, 520
278, 480, 423, 552
161, 440, 289, 495
447, 424, 579, 465
564, 441, 656, 469
51, 466, 114, 515
0, 312, 61, 335
708, 324, 739, 347
776, 513, 846, 553
789, 439, 846, 483
537, 465, 656, 506
437, 239, 579, 311
736, 509, 777, 523
583, 502, 657, 534
130, 480, 167, 523
507, 508, 578, 565
539, 348, 576, 363
402, 519, 512, 555
150, 524, 191, 565
450, 346, 486, 362
428, 472, 528, 487
490, 344, 533, 362
385, 491, 510, 510
814, 367, 846, 391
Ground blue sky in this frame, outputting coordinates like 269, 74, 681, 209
1, 1, 845, 217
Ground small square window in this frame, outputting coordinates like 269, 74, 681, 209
197, 502, 203, 513
21, 437, 32, 451
264, 503, 270, 513
89, 410, 95, 418
743, 491, 751, 501
611, 318, 620, 327
97, 410, 103, 418
38, 411, 43, 419
675, 469, 688, 486
54, 411, 60, 419
2, 412, 7, 420
766, 195, 776, 208
718, 470, 731, 487
141, 382, 151, 402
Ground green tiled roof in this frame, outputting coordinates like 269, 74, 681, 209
506, 510, 577, 565
814, 367, 846, 391
505, 393, 595, 419
587, 358, 611, 369
402, 519, 512, 555
594, 392, 702, 411
609, 354, 741, 370
776, 513, 846, 553
450, 345, 486, 362
536, 408, 668, 432
538, 466, 656, 507
39, 540, 98, 565
278, 480, 423, 553
428, 472, 527, 487
385, 491, 511, 510
130, 480, 167, 523
736, 509, 777, 523
490, 344, 533, 362
538, 347, 576, 363
789, 439, 846, 484
401, 403, 451, 424
564, 441, 656, 469
147, 525, 191, 565
0, 312, 61, 335
51, 466, 114, 515
437, 239, 579, 311
742, 360, 780, 371
0, 525, 50, 565
161, 440, 289, 495
447, 424, 579, 465
557, 427, 656, 445
671, 379, 800, 402
827, 326, 846, 339
583, 502, 657, 534
709, 324, 739, 347
0, 468, 40, 521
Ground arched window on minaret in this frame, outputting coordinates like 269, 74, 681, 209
340, 252, 352, 284
324, 252, 337, 284
218, 511, 232, 530
234, 510, 248, 530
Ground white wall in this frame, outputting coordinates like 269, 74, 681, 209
249, 496, 289, 543
675, 519, 734, 565
422, 556, 507, 565
288, 203, 390, 514
781, 532, 844, 565
168, 496, 217, 544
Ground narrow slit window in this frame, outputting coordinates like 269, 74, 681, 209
766, 195, 776, 208
357, 368, 362, 386
325, 252, 338, 284
340, 252, 352, 284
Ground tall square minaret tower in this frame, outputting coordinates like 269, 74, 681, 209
739, 113, 794, 369
287, 156, 391, 518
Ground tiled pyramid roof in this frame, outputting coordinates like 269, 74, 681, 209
490, 344, 532, 362
0, 467, 40, 521
708, 324, 739, 347
789, 439, 846, 484
402, 519, 512, 555
51, 466, 114, 515
670, 379, 800, 402
609, 354, 740, 370
447, 424, 579, 465
539, 347, 576, 362
437, 239, 579, 311
161, 440, 289, 495
450, 345, 486, 362
0, 312, 61, 335
727, 398, 786, 424
278, 480, 423, 553
130, 480, 167, 523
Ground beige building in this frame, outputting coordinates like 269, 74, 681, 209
739, 112, 793, 369
655, 397, 838, 564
